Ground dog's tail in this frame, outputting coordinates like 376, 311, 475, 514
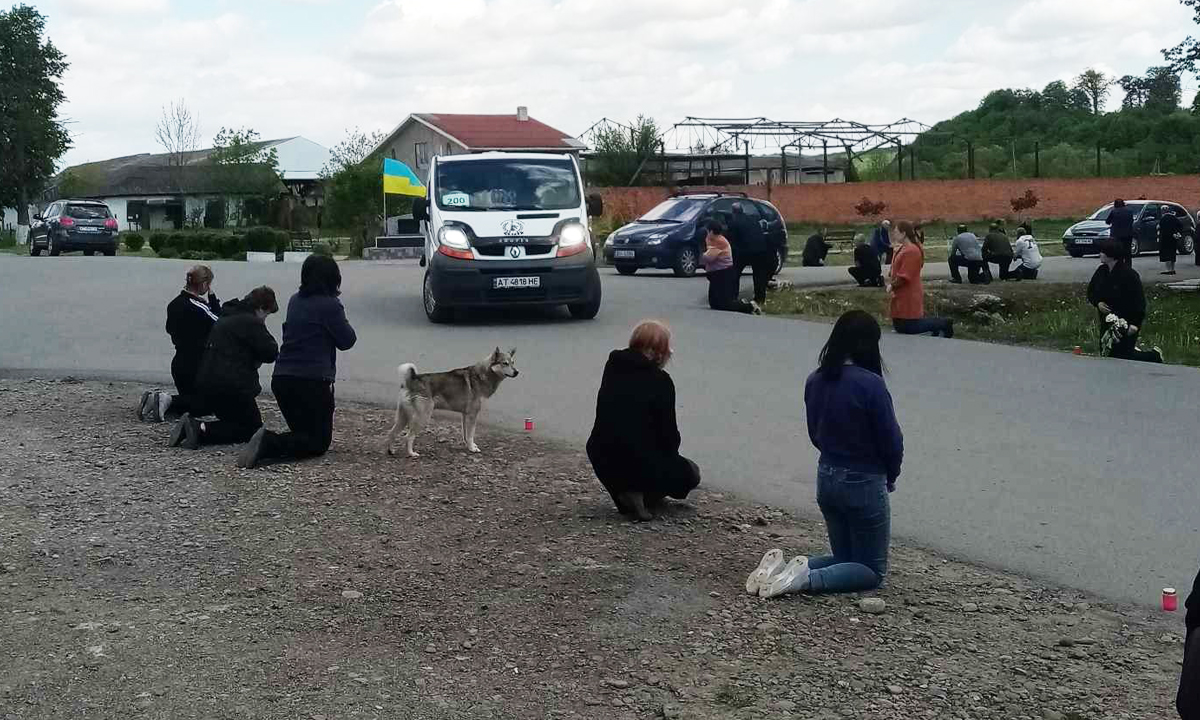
398, 363, 418, 390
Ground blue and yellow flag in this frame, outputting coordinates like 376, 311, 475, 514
383, 158, 426, 198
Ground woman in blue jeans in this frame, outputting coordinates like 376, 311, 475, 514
762, 310, 904, 597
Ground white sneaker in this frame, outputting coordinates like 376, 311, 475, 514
745, 549, 785, 595
750, 301, 764, 316
137, 390, 154, 421
156, 392, 172, 422
760, 556, 809, 598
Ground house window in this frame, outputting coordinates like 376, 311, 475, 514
414, 142, 429, 168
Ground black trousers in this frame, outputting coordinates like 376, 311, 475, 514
706, 267, 755, 313
199, 393, 263, 445
735, 251, 776, 304
893, 317, 953, 338
982, 251, 1014, 281
848, 266, 883, 287
1008, 264, 1039, 280
263, 377, 335, 461
1110, 333, 1163, 363
169, 354, 206, 417
949, 254, 988, 283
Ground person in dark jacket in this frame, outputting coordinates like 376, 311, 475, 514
238, 255, 357, 469
586, 320, 700, 522
1180, 565, 1200, 719
761, 310, 903, 598
727, 203, 774, 305
801, 231, 832, 267
871, 220, 893, 265
1106, 199, 1136, 261
848, 241, 883, 287
981, 223, 1013, 281
1160, 205, 1182, 275
169, 286, 280, 450
142, 265, 221, 422
1087, 240, 1163, 363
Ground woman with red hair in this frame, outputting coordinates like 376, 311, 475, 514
586, 320, 701, 521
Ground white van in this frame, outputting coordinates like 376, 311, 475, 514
413, 152, 604, 323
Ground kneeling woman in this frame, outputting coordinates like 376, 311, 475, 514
170, 287, 280, 449
586, 320, 701, 521
763, 310, 903, 597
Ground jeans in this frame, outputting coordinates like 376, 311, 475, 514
893, 317, 953, 337
949, 254, 987, 283
263, 377, 336, 461
199, 392, 263, 445
735, 251, 776, 304
807, 464, 890, 594
705, 267, 755, 313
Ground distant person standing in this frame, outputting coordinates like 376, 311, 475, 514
701, 219, 758, 314
1106, 199, 1136, 261
1087, 240, 1163, 363
948, 224, 987, 284
871, 220, 893, 266
1008, 226, 1043, 280
889, 221, 953, 338
848, 241, 883, 287
1159, 205, 1182, 275
727, 202, 774, 305
142, 265, 221, 422
801, 230, 832, 267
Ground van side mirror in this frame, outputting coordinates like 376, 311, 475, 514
412, 197, 429, 223
586, 193, 604, 218
33, 214, 42, 221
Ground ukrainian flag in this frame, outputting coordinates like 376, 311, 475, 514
383, 158, 426, 198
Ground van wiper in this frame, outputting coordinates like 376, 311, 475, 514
639, 218, 681, 224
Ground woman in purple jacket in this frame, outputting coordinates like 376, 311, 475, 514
762, 310, 904, 597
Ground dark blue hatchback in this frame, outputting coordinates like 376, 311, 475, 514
602, 192, 788, 277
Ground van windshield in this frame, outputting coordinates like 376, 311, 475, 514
435, 158, 581, 212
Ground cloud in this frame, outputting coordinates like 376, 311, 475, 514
59, 0, 169, 15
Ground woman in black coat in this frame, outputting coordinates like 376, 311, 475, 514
1180, 565, 1200, 719
1159, 206, 1182, 275
142, 265, 221, 422
586, 320, 700, 521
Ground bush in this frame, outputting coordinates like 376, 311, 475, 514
312, 242, 333, 257
123, 233, 145, 252
149, 232, 170, 255
0, 229, 16, 248
274, 230, 290, 255
157, 247, 180, 259
244, 226, 277, 253
231, 251, 248, 262
218, 234, 246, 259
179, 250, 201, 260
197, 251, 221, 261
168, 232, 190, 253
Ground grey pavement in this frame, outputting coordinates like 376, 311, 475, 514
1, 252, 1198, 606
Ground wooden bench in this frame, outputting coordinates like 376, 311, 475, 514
823, 229, 859, 254
289, 231, 317, 252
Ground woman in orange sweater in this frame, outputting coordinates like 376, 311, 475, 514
888, 222, 953, 338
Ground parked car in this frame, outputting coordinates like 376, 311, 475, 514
1062, 200, 1195, 258
29, 200, 120, 257
602, 193, 789, 277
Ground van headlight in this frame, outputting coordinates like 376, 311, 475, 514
438, 226, 470, 249
559, 223, 588, 248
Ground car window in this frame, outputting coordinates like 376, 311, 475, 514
639, 198, 706, 223
737, 201, 761, 219
1141, 204, 1160, 220
756, 202, 780, 223
434, 158, 580, 211
708, 198, 738, 216
44, 203, 59, 218
1088, 205, 1112, 221
65, 204, 111, 220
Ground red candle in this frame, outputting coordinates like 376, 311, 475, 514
524, 418, 534, 432
1164, 588, 1178, 612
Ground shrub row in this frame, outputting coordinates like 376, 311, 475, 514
146, 227, 293, 260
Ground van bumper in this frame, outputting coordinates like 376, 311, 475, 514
426, 252, 601, 307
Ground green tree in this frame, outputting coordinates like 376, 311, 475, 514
206, 127, 282, 223
1144, 66, 1182, 113
321, 128, 386, 257
0, 5, 71, 237
1074, 68, 1111, 115
1119, 74, 1149, 109
1163, 0, 1200, 73
585, 116, 661, 186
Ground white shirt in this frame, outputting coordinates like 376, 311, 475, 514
1013, 235, 1043, 269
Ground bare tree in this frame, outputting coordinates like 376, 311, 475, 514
321, 127, 385, 176
1073, 69, 1111, 115
155, 99, 201, 167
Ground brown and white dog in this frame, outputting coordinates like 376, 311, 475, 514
385, 348, 519, 458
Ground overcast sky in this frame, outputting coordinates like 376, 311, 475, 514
37, 0, 1200, 167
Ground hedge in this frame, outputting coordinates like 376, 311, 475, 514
123, 233, 145, 252
149, 232, 170, 255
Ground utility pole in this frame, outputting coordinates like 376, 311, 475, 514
780, 148, 787, 186
897, 141, 904, 181
744, 141, 751, 185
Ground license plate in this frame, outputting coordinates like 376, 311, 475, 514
493, 276, 540, 289
78, 226, 100, 233
1074, 238, 1093, 245
614, 250, 635, 259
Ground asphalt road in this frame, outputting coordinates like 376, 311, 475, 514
2, 252, 1198, 605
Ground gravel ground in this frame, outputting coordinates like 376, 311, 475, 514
0, 378, 1185, 720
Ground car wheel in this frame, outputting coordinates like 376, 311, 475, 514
568, 282, 602, 320
103, 245, 116, 257
1129, 238, 1140, 257
1180, 234, 1195, 256
672, 246, 699, 278
774, 248, 787, 276
422, 271, 453, 324
29, 241, 41, 257
614, 264, 637, 276
48, 236, 61, 256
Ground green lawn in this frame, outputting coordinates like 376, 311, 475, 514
761, 280, 1200, 367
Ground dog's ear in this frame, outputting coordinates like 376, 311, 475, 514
493, 346, 502, 361
508, 347, 517, 359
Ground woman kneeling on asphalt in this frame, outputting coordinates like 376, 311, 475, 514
586, 320, 701, 521
169, 286, 279, 449
238, 255, 357, 469
759, 311, 903, 598
889, 221, 953, 338
142, 264, 222, 422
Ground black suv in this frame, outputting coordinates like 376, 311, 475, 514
602, 193, 788, 277
1062, 200, 1196, 258
30, 200, 120, 257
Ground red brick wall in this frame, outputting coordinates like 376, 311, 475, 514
595, 176, 1200, 225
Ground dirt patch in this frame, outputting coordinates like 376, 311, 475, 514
0, 379, 1184, 719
